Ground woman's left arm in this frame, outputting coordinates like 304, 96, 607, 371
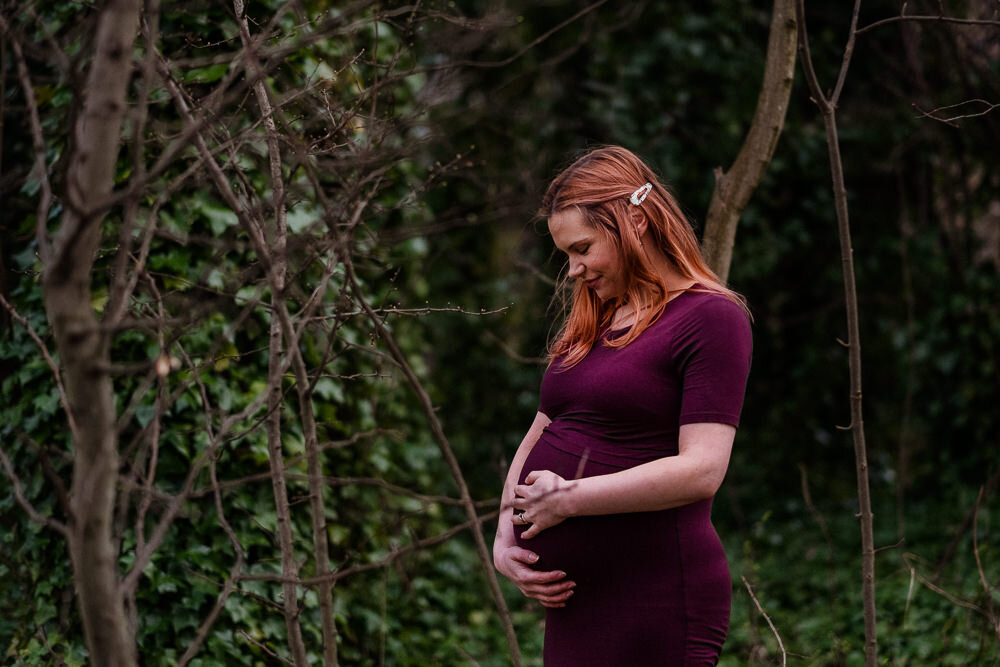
514, 422, 734, 539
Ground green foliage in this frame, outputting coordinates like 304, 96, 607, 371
2, 0, 999, 664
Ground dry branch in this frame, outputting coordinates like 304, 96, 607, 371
344, 256, 523, 666
233, 2, 322, 662
742, 576, 787, 667
240, 510, 501, 587
795, 1, 878, 663
856, 14, 1000, 35
702, 0, 797, 283
0, 293, 78, 439
913, 98, 1000, 126
176, 456, 246, 667
0, 447, 68, 536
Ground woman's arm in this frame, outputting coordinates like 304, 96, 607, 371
493, 412, 576, 608
514, 422, 735, 539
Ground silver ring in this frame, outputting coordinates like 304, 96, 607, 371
518, 511, 526, 523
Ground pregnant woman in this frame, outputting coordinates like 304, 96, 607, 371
493, 146, 752, 666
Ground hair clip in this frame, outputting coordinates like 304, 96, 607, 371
629, 183, 652, 206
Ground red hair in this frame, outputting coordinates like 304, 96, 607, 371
541, 145, 747, 368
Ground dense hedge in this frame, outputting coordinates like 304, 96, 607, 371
2, 1, 998, 664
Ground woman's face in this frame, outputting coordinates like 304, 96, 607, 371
548, 207, 624, 302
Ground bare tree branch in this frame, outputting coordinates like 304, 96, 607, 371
240, 510, 500, 587
972, 487, 1000, 641
234, 2, 337, 661
0, 293, 79, 439
176, 455, 246, 667
445, 0, 611, 68
913, 98, 1000, 126
856, 14, 1000, 35
0, 447, 69, 536
702, 0, 797, 283
742, 576, 786, 667
343, 254, 523, 666
794, 1, 878, 663
2, 26, 53, 262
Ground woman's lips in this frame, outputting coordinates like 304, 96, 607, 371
586, 277, 600, 290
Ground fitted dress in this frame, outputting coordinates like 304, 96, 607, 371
513, 289, 752, 666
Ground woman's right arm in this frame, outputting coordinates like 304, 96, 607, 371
493, 411, 576, 608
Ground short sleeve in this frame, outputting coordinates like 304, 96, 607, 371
673, 297, 752, 427
538, 372, 553, 417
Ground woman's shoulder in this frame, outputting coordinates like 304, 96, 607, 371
668, 288, 749, 325
657, 290, 752, 375
658, 289, 752, 355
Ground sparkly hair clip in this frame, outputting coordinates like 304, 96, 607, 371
629, 183, 652, 206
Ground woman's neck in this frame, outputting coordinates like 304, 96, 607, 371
644, 242, 693, 294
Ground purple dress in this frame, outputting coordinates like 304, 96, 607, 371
514, 289, 752, 666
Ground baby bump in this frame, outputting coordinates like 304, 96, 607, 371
514, 440, 610, 574
513, 438, 726, 596
514, 439, 673, 584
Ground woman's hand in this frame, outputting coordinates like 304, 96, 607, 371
513, 469, 575, 539
494, 545, 576, 608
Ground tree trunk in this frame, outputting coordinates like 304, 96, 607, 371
41, 1, 141, 664
702, 0, 797, 283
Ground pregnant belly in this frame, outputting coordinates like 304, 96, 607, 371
513, 438, 726, 594
512, 440, 624, 576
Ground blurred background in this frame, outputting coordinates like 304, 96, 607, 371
2, 0, 998, 664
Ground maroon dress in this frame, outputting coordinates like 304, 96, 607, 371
514, 289, 752, 666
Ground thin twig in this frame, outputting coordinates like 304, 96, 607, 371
237, 630, 294, 665
18, 434, 73, 521
483, 330, 546, 365
514, 258, 557, 287
915, 571, 988, 616
742, 576, 787, 667
0, 293, 79, 439
177, 455, 246, 667
830, 0, 862, 106
904, 565, 916, 618
972, 487, 1000, 640
35, 626, 69, 667
913, 99, 999, 126
856, 14, 1000, 35
4, 28, 53, 262
240, 510, 499, 586
447, 0, 610, 68
0, 447, 68, 536
345, 254, 523, 665
797, 462, 834, 562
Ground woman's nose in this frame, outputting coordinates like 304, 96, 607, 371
568, 260, 584, 278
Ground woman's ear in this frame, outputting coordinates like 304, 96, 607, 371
628, 208, 648, 238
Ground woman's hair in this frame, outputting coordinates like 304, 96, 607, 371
541, 145, 747, 368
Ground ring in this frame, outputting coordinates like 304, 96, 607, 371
518, 511, 526, 523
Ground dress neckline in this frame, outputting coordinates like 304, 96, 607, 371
604, 284, 700, 335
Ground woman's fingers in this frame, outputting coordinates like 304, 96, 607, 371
523, 577, 575, 595
538, 590, 574, 607
520, 523, 541, 539
497, 545, 578, 606
506, 546, 540, 566
527, 580, 576, 607
520, 567, 567, 584
516, 468, 552, 498
516, 567, 575, 604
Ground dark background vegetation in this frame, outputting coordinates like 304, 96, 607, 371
2, 0, 998, 664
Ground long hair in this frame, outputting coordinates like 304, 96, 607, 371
542, 145, 747, 369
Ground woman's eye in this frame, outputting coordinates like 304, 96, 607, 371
578, 246, 589, 255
